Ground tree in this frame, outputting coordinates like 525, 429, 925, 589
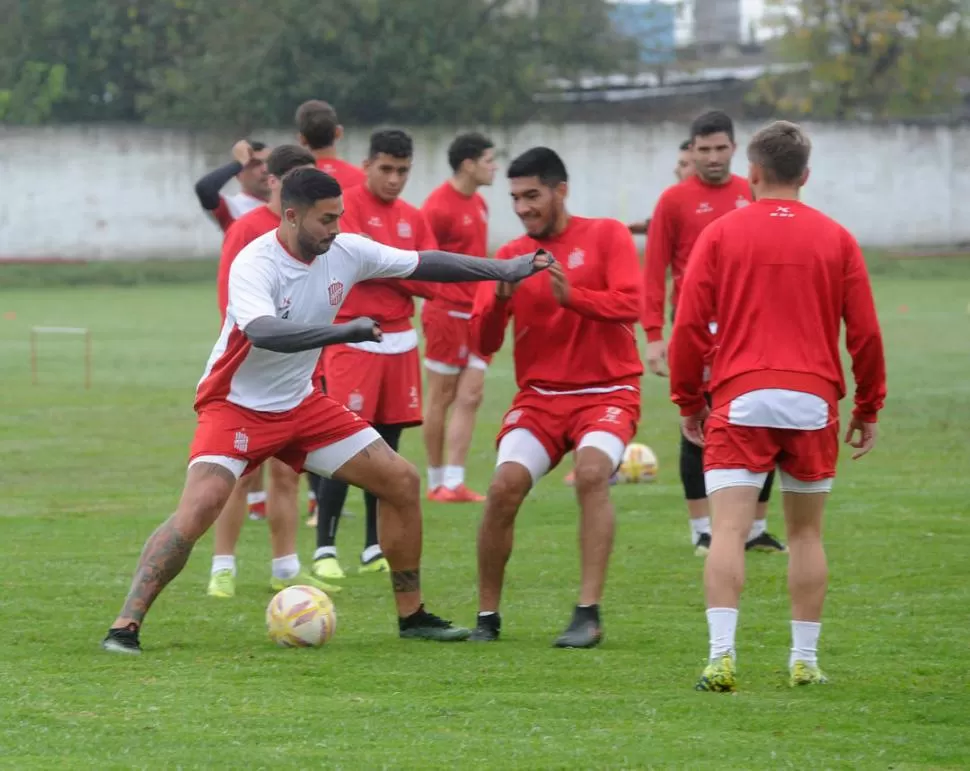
752, 0, 970, 119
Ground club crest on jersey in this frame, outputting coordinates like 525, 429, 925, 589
735, 196, 749, 208
328, 281, 344, 306
397, 220, 412, 239
566, 248, 585, 269
462, 214, 473, 226
233, 430, 249, 453
348, 391, 364, 412
696, 202, 714, 214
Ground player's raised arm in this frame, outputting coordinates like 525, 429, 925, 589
410, 248, 554, 283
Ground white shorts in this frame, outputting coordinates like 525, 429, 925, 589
704, 468, 834, 495
496, 428, 626, 486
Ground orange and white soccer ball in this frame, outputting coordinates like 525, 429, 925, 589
266, 585, 337, 648
616, 442, 658, 484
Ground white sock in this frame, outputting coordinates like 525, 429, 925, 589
211, 555, 236, 576
247, 491, 266, 505
427, 466, 444, 490
271, 554, 300, 579
314, 546, 337, 561
690, 516, 712, 545
707, 607, 738, 660
478, 610, 497, 617
443, 465, 465, 490
361, 544, 383, 563
308, 489, 316, 502
790, 620, 821, 667
748, 518, 767, 541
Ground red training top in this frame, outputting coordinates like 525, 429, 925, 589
668, 199, 887, 422
316, 157, 366, 192
217, 205, 281, 320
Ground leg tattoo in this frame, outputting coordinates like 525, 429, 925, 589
391, 569, 420, 593
119, 517, 194, 625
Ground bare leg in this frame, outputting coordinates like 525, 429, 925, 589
705, 486, 760, 609
445, 366, 485, 469
572, 447, 616, 606
422, 370, 458, 476
265, 458, 301, 559
477, 463, 532, 612
113, 463, 236, 628
784, 491, 828, 621
212, 476, 249, 557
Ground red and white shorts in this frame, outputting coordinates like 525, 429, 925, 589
703, 389, 838, 494
189, 392, 380, 479
323, 344, 423, 427
495, 386, 640, 484
421, 303, 491, 375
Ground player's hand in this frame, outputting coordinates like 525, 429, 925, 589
549, 261, 569, 305
646, 339, 668, 377
681, 404, 709, 447
231, 140, 254, 167
502, 249, 555, 282
343, 317, 382, 343
844, 417, 878, 460
496, 281, 516, 300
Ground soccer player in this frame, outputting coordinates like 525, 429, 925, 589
628, 138, 694, 235
668, 120, 886, 690
194, 140, 271, 232
207, 144, 333, 599
311, 129, 444, 580
643, 110, 784, 556
101, 166, 553, 654
467, 147, 642, 649
421, 132, 497, 503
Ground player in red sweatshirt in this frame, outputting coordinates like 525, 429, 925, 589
311, 129, 439, 582
421, 132, 497, 504
643, 110, 783, 556
206, 145, 339, 599
468, 147, 642, 649
668, 121, 886, 692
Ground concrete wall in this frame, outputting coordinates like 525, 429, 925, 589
2, 122, 968, 260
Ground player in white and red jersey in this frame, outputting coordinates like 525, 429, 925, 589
101, 167, 552, 654
466, 148, 643, 649
194, 140, 271, 232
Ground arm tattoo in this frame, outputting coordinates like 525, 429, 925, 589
391, 569, 420, 593
119, 517, 194, 625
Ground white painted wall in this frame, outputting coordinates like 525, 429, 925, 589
1, 122, 967, 260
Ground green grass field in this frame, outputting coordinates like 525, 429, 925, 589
1, 263, 969, 769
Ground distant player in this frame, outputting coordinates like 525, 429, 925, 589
467, 147, 642, 649
628, 138, 694, 235
311, 129, 442, 581
668, 120, 886, 690
643, 110, 784, 555
101, 166, 553, 654
206, 144, 335, 599
194, 140, 271, 232
421, 132, 497, 503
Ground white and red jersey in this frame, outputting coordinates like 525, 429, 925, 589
211, 192, 266, 233
196, 230, 419, 413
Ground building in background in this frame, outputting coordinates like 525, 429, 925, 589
607, 1, 677, 65
693, 0, 743, 49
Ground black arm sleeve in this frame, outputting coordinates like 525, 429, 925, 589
409, 249, 552, 283
244, 316, 379, 353
194, 160, 244, 210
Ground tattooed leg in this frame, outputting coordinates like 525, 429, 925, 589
112, 462, 236, 629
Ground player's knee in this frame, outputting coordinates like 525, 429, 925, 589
456, 380, 484, 411
268, 460, 299, 494
178, 483, 231, 537
486, 467, 530, 518
385, 460, 421, 508
572, 458, 612, 496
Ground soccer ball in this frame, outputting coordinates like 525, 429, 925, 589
616, 443, 658, 484
266, 585, 337, 648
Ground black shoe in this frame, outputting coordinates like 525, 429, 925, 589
398, 605, 470, 641
746, 531, 787, 553
102, 623, 142, 655
469, 612, 501, 642
553, 605, 602, 649
694, 532, 712, 556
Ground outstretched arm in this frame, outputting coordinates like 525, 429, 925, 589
244, 316, 381, 354
409, 249, 554, 283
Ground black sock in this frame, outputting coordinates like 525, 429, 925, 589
364, 424, 404, 552
314, 475, 350, 550
575, 604, 600, 623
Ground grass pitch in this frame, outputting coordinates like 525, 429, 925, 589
1, 264, 968, 769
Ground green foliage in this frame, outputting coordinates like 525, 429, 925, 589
752, 0, 970, 119
0, 0, 638, 127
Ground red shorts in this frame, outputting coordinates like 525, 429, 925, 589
421, 302, 491, 373
496, 387, 640, 469
323, 345, 423, 427
189, 392, 371, 476
704, 418, 839, 481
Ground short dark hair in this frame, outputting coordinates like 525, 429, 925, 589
506, 147, 568, 186
266, 144, 315, 178
679, 139, 691, 152
295, 100, 339, 149
280, 167, 342, 210
249, 140, 267, 152
747, 120, 812, 185
369, 129, 413, 159
448, 132, 494, 172
690, 110, 735, 143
